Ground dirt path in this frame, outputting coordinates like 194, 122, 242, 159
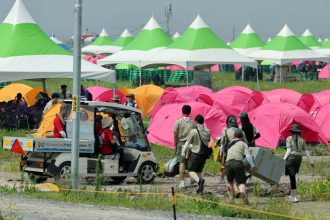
0, 194, 242, 220
0, 171, 329, 219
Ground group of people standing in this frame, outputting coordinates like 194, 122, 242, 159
173, 104, 315, 204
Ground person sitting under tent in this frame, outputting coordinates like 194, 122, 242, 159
81, 85, 93, 101
59, 84, 72, 99
53, 103, 67, 138
43, 92, 60, 115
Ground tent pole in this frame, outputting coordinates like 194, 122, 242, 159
280, 65, 282, 83
241, 65, 245, 82
256, 61, 260, 90
139, 68, 142, 86
71, 0, 82, 189
42, 79, 46, 92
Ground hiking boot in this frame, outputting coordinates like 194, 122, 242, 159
289, 196, 299, 203
178, 181, 185, 189
197, 178, 205, 194
190, 177, 197, 185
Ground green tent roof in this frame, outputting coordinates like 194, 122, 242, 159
168, 15, 229, 50
0, 0, 69, 58
111, 28, 134, 47
299, 29, 321, 48
89, 28, 113, 46
261, 25, 309, 51
230, 24, 265, 49
123, 17, 172, 51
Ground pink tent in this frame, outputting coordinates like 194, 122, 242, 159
262, 89, 302, 105
150, 86, 213, 117
83, 55, 106, 64
234, 64, 242, 72
248, 103, 328, 149
147, 102, 226, 149
315, 104, 330, 141
298, 93, 330, 116
318, 65, 330, 79
208, 86, 254, 116
242, 91, 269, 112
87, 86, 127, 104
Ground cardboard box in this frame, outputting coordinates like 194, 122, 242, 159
249, 147, 286, 184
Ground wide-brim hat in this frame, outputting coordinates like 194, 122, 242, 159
289, 124, 301, 133
112, 95, 120, 101
126, 93, 135, 99
101, 117, 113, 129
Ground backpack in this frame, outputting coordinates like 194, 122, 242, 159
197, 129, 212, 158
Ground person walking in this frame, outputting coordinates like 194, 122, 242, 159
239, 112, 260, 147
181, 115, 211, 194
223, 129, 256, 204
283, 124, 314, 203
173, 105, 195, 189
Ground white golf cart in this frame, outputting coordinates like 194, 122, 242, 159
3, 101, 158, 184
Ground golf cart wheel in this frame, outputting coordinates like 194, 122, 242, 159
55, 162, 71, 181
111, 177, 127, 184
136, 161, 155, 184
27, 172, 47, 183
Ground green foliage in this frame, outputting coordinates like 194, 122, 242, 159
298, 177, 330, 201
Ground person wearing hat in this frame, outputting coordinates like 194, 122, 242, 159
224, 129, 256, 205
125, 94, 137, 108
219, 116, 247, 174
43, 92, 60, 115
173, 105, 195, 189
284, 124, 314, 203
239, 112, 260, 148
53, 103, 67, 138
181, 114, 210, 194
99, 117, 116, 155
112, 95, 121, 104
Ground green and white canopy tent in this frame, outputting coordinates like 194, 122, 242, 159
230, 24, 265, 56
82, 28, 113, 55
172, 32, 181, 41
316, 37, 330, 56
299, 28, 321, 49
142, 15, 256, 68
0, 0, 115, 83
249, 25, 327, 65
98, 16, 173, 67
105, 28, 134, 53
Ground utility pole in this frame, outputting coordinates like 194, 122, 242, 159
165, 2, 172, 35
71, 0, 82, 189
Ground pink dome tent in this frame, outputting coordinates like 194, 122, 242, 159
147, 102, 226, 149
83, 55, 106, 64
150, 86, 213, 117
262, 89, 302, 105
318, 65, 330, 79
87, 86, 127, 104
248, 103, 328, 149
242, 91, 269, 112
315, 104, 330, 141
204, 86, 254, 116
297, 93, 330, 116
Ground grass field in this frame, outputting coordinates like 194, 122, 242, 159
20, 71, 330, 94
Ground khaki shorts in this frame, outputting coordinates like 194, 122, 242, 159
176, 142, 186, 163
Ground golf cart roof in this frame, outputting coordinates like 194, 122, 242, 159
63, 100, 142, 114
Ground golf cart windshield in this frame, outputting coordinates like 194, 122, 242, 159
96, 106, 150, 151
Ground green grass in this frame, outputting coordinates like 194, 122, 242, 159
19, 71, 330, 94
298, 177, 330, 201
